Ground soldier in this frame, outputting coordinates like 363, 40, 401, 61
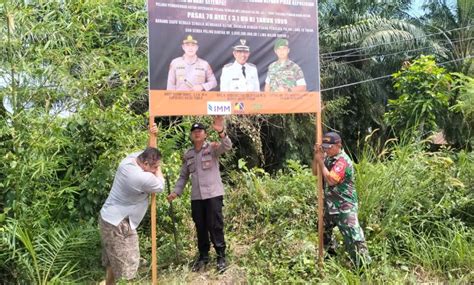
220, 39, 260, 91
264, 38, 307, 92
312, 132, 371, 267
167, 116, 232, 273
99, 125, 165, 284
167, 35, 217, 91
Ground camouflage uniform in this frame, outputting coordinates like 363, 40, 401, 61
265, 59, 306, 91
323, 150, 371, 266
99, 217, 139, 280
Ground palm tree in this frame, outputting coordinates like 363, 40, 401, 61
318, 0, 440, 154
421, 0, 473, 75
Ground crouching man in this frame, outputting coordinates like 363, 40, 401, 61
99, 125, 165, 284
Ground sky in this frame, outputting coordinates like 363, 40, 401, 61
410, 0, 427, 17
410, 0, 457, 17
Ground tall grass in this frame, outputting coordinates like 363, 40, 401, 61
220, 140, 473, 283
2, 136, 472, 283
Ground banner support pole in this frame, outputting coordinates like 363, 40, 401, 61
314, 2, 324, 269
316, 110, 324, 268
148, 115, 158, 285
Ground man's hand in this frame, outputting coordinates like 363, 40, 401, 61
192, 84, 204, 91
167, 192, 178, 202
314, 144, 324, 163
150, 123, 158, 135
212, 115, 225, 132
155, 165, 163, 179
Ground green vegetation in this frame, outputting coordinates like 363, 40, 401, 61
1, 0, 473, 283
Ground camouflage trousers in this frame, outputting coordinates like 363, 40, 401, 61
99, 216, 139, 280
323, 209, 371, 267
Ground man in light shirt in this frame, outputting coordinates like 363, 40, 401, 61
99, 134, 165, 284
220, 39, 260, 92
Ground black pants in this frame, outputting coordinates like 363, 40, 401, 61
191, 196, 225, 256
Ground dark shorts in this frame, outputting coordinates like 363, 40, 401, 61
99, 216, 139, 280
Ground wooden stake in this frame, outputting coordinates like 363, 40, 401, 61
314, 2, 324, 269
148, 116, 158, 285
316, 110, 324, 268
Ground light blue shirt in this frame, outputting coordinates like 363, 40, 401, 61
100, 152, 164, 230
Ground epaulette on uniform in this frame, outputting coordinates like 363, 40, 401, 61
184, 149, 194, 159
247, 63, 256, 67
223, 63, 233, 68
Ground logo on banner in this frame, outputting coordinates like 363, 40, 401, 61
234, 102, 244, 112
207, 101, 231, 115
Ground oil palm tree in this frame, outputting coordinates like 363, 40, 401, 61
318, 0, 440, 153
421, 0, 473, 75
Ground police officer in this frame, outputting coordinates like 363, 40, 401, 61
167, 35, 217, 91
264, 38, 307, 92
220, 39, 260, 92
312, 132, 371, 267
167, 116, 232, 273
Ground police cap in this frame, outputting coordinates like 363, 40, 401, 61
183, 35, 198, 44
190, 122, 206, 132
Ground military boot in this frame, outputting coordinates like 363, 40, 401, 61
192, 253, 209, 272
215, 247, 227, 273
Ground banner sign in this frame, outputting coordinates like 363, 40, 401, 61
149, 90, 319, 115
147, 0, 320, 116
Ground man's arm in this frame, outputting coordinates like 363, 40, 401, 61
313, 145, 340, 186
290, 85, 307, 92
211, 116, 232, 156
251, 67, 260, 91
167, 62, 177, 90
220, 68, 230, 91
292, 65, 306, 92
202, 62, 217, 91
141, 169, 165, 194
167, 160, 189, 202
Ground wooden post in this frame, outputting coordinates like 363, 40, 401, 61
316, 110, 324, 268
148, 116, 158, 285
314, 2, 324, 269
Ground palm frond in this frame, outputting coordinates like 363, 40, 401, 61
1, 219, 99, 284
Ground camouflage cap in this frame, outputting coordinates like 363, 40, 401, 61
183, 35, 198, 44
322, 132, 342, 148
233, 39, 250, 52
274, 38, 289, 50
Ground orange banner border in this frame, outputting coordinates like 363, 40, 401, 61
149, 90, 321, 116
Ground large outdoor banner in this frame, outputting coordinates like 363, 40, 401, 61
147, 0, 320, 116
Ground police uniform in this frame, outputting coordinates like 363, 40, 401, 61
321, 132, 371, 267
173, 123, 232, 268
220, 39, 260, 92
167, 35, 217, 91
